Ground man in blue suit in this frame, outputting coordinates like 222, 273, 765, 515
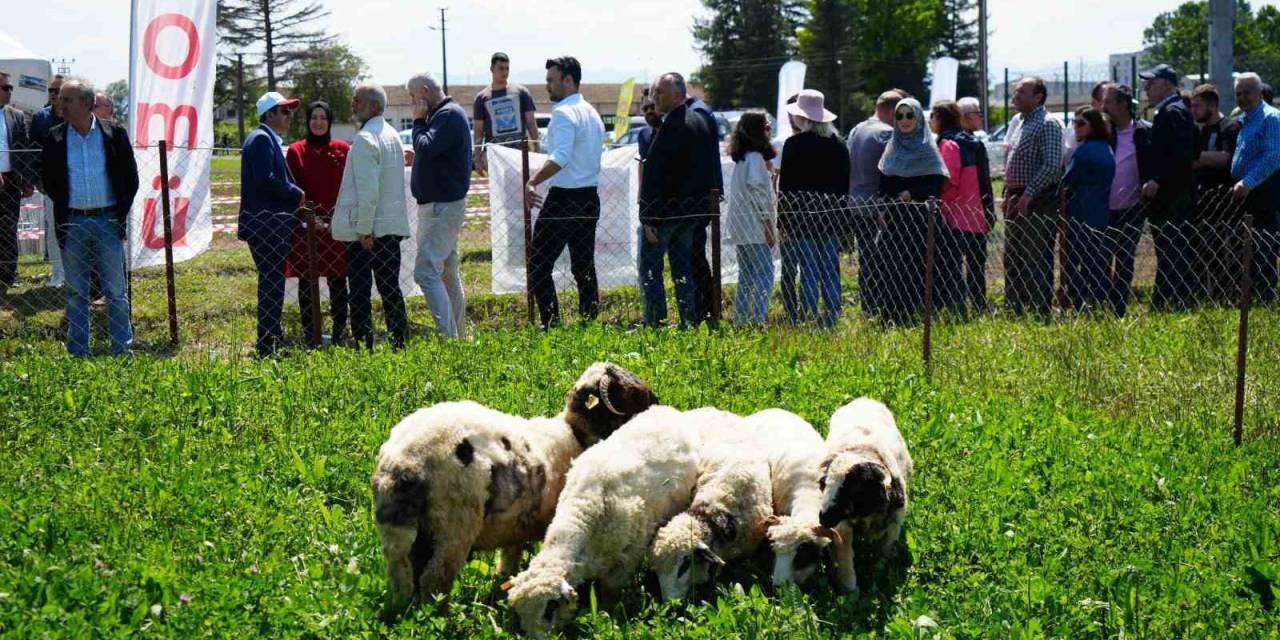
239, 91, 303, 357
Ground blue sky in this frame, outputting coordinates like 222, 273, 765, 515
10, 0, 1278, 90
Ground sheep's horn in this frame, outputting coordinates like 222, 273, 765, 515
596, 377, 626, 416
500, 579, 514, 592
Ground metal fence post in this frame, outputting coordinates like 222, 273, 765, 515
157, 140, 179, 346
1056, 190, 1070, 310
520, 140, 535, 327
304, 207, 322, 347
1234, 214, 1254, 446
1003, 68, 1010, 127
1063, 61, 1070, 128
709, 189, 723, 327
923, 200, 937, 377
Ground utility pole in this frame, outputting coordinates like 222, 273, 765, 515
236, 53, 246, 145
430, 8, 449, 94
1209, 0, 1235, 113
978, 0, 989, 129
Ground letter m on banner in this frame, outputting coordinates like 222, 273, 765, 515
127, 0, 216, 269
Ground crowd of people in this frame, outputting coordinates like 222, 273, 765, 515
3, 55, 1280, 357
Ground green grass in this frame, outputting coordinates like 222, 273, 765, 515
1, 316, 1278, 638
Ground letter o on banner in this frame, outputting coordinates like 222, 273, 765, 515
143, 13, 200, 80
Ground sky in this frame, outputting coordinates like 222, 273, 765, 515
8, 0, 1280, 91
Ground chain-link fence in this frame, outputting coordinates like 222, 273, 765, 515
2, 138, 1276, 435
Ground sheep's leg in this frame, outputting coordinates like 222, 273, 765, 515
832, 533, 858, 594
379, 524, 418, 603
418, 508, 483, 597
496, 545, 524, 577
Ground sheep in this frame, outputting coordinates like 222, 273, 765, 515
648, 438, 773, 601
739, 409, 839, 587
504, 405, 719, 636
370, 362, 657, 605
817, 397, 913, 594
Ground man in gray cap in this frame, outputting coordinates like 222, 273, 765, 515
1139, 64, 1200, 310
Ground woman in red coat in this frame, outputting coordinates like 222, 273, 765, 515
286, 101, 350, 347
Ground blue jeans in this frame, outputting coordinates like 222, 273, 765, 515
639, 223, 697, 327
64, 214, 132, 357
1065, 219, 1108, 310
797, 238, 842, 327
733, 243, 773, 327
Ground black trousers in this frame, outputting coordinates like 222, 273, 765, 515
346, 237, 407, 349
691, 220, 713, 323
0, 177, 19, 289
529, 187, 600, 328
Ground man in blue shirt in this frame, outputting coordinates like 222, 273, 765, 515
239, 91, 303, 357
38, 78, 139, 357
1231, 72, 1280, 304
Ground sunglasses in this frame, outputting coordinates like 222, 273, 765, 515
1073, 119, 1088, 127
0, 85, 12, 92
895, 111, 915, 121
278, 107, 294, 116
48, 88, 60, 95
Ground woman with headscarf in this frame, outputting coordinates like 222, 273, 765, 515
877, 97, 949, 325
778, 90, 850, 328
286, 101, 350, 347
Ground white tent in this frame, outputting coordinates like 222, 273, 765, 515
0, 31, 51, 113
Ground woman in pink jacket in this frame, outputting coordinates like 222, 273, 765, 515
930, 101, 994, 316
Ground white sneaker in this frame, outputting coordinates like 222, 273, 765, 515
47, 272, 65, 288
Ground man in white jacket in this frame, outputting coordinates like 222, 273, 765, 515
331, 84, 410, 349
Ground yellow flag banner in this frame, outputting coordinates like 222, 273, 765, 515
612, 78, 636, 143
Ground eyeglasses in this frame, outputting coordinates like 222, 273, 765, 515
1073, 119, 1088, 127
48, 87, 60, 95
895, 112, 915, 121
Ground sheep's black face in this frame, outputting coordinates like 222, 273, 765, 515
820, 460, 898, 528
564, 363, 657, 445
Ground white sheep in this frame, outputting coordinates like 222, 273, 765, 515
648, 432, 773, 600
504, 405, 715, 636
370, 362, 657, 604
740, 408, 839, 587
817, 397, 913, 594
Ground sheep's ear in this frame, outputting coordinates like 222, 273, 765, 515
694, 542, 726, 567
559, 579, 576, 601
813, 525, 843, 545
763, 515, 781, 527
888, 476, 906, 510
500, 579, 514, 592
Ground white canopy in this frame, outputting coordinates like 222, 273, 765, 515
0, 30, 52, 113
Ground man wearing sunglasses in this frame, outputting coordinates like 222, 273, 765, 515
0, 71, 36, 292
239, 91, 304, 357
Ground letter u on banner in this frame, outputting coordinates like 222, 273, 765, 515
127, 0, 216, 270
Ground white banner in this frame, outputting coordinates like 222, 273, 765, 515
775, 61, 807, 141
487, 145, 742, 295
126, 0, 216, 269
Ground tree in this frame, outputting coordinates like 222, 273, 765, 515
934, 0, 981, 98
1143, 0, 1265, 79
692, 0, 805, 109
105, 80, 129, 121
218, 0, 335, 91
285, 43, 368, 139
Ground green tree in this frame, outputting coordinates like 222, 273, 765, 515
285, 43, 368, 140
692, 0, 805, 109
105, 80, 129, 121
1143, 0, 1264, 79
218, 0, 335, 91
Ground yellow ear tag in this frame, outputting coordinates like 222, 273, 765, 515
500, 579, 514, 591
585, 394, 600, 409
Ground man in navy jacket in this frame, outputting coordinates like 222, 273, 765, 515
239, 91, 303, 356
1139, 65, 1200, 310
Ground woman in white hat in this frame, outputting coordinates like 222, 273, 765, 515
777, 89, 850, 328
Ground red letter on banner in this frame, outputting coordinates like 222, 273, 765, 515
134, 103, 199, 149
143, 13, 200, 80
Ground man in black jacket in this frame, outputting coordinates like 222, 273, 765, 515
39, 78, 139, 357
638, 72, 721, 327
1139, 64, 1201, 310
0, 70, 35, 292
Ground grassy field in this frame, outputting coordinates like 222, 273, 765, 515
1, 157, 1278, 638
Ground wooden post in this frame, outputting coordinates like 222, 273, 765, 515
709, 189, 723, 327
520, 139, 535, 326
304, 207, 323, 348
1234, 215, 1253, 446
923, 200, 937, 377
157, 140, 179, 346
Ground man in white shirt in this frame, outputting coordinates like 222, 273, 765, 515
524, 56, 605, 328
0, 70, 35, 292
